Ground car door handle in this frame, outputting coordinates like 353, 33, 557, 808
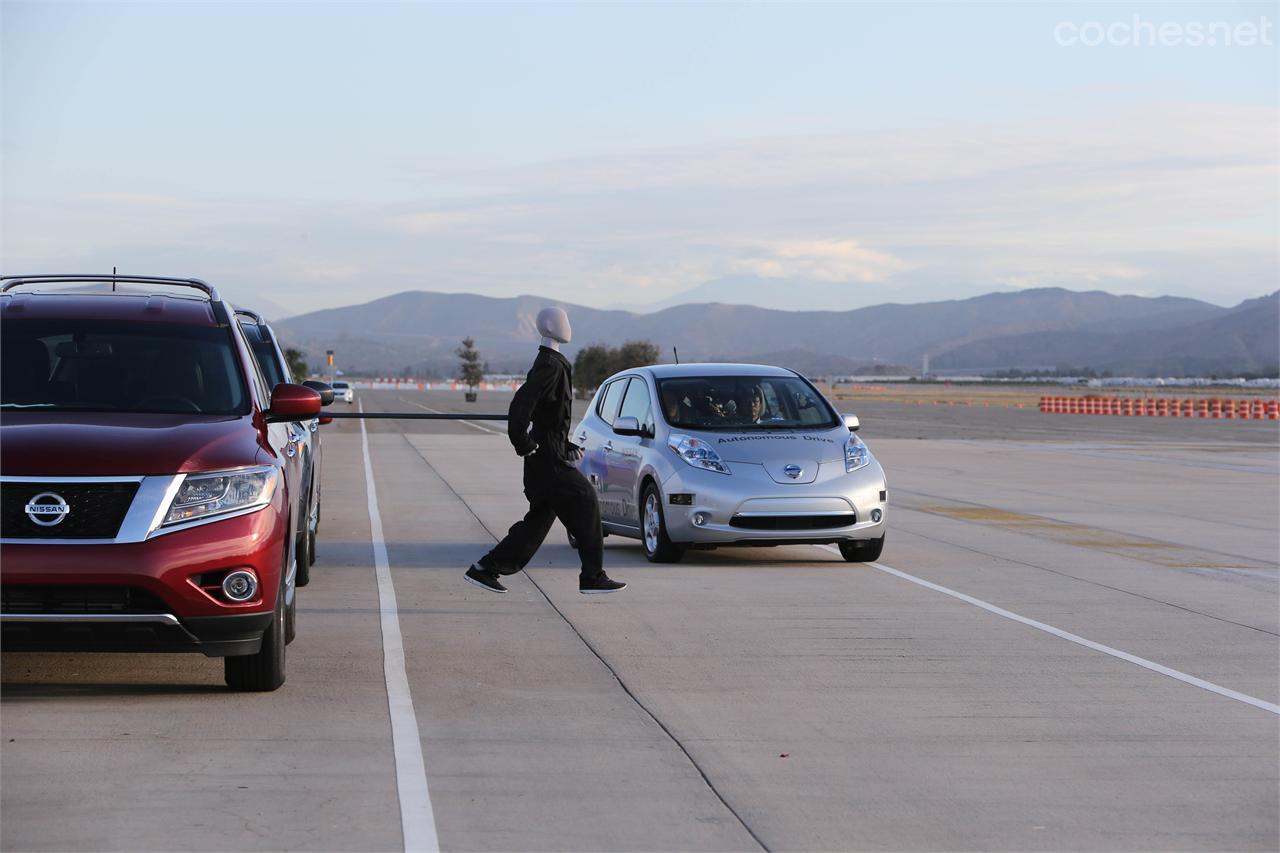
604, 440, 612, 450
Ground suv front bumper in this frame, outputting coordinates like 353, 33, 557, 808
0, 499, 287, 657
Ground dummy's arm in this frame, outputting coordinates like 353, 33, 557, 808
507, 358, 556, 456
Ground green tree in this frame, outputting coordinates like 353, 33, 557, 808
573, 343, 614, 395
284, 347, 309, 380
613, 340, 661, 372
456, 337, 485, 390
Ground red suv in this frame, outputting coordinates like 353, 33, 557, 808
0, 275, 322, 691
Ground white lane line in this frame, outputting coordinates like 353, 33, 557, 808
361, 402, 441, 851
398, 396, 505, 435
818, 545, 1280, 716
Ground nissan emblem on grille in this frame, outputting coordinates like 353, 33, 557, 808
24, 492, 71, 526
783, 465, 803, 479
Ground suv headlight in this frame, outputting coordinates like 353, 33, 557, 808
668, 433, 731, 475
163, 466, 278, 526
845, 435, 871, 472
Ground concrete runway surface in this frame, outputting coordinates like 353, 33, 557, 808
3, 387, 1277, 851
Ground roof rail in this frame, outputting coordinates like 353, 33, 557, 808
0, 274, 221, 302
234, 307, 263, 324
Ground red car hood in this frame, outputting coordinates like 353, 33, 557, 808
0, 411, 267, 477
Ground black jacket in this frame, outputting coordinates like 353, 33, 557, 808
508, 346, 573, 459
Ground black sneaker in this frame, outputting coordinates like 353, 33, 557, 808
579, 575, 626, 594
464, 564, 507, 594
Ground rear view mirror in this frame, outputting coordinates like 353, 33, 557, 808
266, 383, 322, 423
613, 416, 642, 436
302, 380, 335, 406
843, 413, 860, 432
55, 340, 113, 359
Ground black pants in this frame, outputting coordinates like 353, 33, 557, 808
479, 453, 604, 582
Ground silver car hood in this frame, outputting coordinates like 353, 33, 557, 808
682, 427, 849, 484
675, 425, 844, 479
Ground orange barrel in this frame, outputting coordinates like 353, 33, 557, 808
1224, 400, 1236, 419
1156, 398, 1169, 417
1268, 401, 1280, 420
1210, 399, 1222, 418
1039, 396, 1049, 412
1251, 401, 1264, 419
1120, 398, 1132, 416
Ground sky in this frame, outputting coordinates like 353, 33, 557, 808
2, 0, 1276, 318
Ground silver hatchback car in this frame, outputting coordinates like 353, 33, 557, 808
574, 364, 887, 563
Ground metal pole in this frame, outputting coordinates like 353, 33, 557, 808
321, 412, 508, 421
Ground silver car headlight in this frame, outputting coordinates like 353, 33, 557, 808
163, 466, 278, 526
668, 433, 731, 475
845, 435, 871, 472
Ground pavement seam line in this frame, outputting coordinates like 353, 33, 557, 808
892, 484, 1276, 567
397, 395, 506, 435
400, 433, 770, 853
890, 522, 1279, 638
818, 545, 1280, 716
361, 404, 441, 852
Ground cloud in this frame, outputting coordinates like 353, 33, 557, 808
3, 103, 1275, 313
732, 239, 910, 283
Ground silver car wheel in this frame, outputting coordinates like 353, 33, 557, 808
643, 492, 660, 555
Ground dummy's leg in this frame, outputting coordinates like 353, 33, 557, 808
478, 496, 557, 575
477, 458, 558, 575
553, 468, 604, 583
552, 467, 623, 592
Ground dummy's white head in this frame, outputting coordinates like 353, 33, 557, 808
536, 307, 572, 350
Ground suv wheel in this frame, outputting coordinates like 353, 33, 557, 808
307, 480, 320, 565
285, 592, 297, 645
225, 572, 287, 692
641, 483, 685, 563
838, 535, 885, 563
295, 509, 313, 588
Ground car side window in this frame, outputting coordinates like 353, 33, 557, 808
235, 324, 272, 409
617, 377, 653, 435
596, 378, 627, 426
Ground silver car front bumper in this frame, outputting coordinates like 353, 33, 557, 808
658, 460, 887, 545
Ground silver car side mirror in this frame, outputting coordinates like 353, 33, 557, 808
843, 413, 860, 432
613, 416, 642, 436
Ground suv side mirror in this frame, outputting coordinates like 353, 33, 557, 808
613, 416, 642, 436
302, 380, 335, 406
843, 413, 860, 432
267, 384, 323, 423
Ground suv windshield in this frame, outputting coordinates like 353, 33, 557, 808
657, 376, 837, 430
2, 319, 249, 414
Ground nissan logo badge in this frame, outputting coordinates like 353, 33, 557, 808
783, 465, 803, 479
25, 492, 71, 527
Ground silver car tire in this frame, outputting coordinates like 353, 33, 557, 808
641, 483, 685, 563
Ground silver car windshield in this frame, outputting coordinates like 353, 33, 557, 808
657, 376, 837, 430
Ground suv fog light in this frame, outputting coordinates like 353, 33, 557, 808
222, 571, 259, 602
871, 509, 883, 523
693, 512, 709, 526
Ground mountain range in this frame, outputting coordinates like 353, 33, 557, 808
270, 287, 1279, 378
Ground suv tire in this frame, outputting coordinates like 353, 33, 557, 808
225, 572, 287, 692
295, 507, 312, 588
